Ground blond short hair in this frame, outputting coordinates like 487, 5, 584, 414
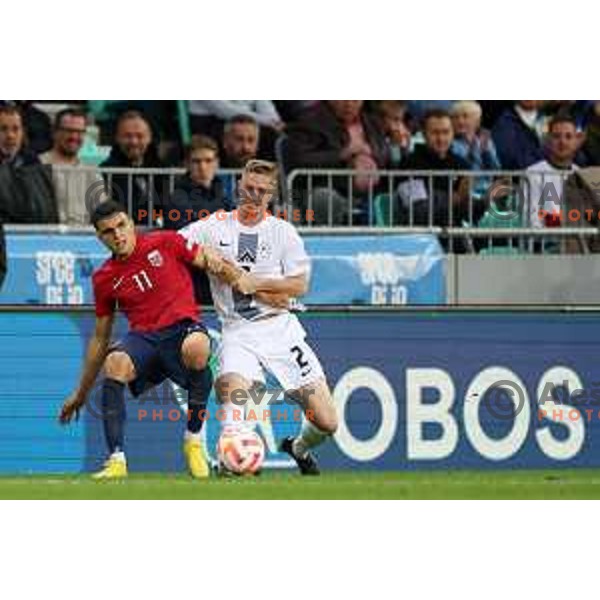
243, 159, 279, 187
451, 101, 482, 119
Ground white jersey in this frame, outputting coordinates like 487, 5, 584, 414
180, 213, 310, 325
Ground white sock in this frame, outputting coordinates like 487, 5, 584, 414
184, 430, 202, 442
292, 419, 329, 457
111, 451, 126, 463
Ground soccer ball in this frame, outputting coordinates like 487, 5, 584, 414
217, 428, 265, 475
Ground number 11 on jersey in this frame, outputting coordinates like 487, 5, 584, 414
133, 269, 153, 292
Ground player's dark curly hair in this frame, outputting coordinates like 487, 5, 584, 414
90, 200, 128, 229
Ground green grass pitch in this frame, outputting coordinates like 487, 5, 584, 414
1, 469, 600, 499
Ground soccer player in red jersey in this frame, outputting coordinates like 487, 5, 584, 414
58, 200, 252, 480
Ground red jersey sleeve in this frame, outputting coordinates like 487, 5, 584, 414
163, 230, 201, 265
92, 273, 116, 318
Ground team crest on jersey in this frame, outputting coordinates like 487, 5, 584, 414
258, 241, 272, 260
147, 250, 163, 267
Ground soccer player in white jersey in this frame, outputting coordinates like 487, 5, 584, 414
180, 160, 338, 475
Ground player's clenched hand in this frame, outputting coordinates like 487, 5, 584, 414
59, 392, 86, 425
236, 272, 257, 295
255, 291, 289, 308
202, 247, 226, 274
202, 249, 247, 288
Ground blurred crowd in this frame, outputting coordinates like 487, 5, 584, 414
1, 100, 600, 231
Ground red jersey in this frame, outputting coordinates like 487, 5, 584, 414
92, 231, 202, 332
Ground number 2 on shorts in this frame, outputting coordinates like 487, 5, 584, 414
291, 345, 312, 376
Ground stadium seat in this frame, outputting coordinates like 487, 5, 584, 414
176, 100, 192, 146
87, 100, 113, 122
274, 133, 290, 206
474, 197, 525, 254
373, 194, 392, 226
374, 193, 404, 226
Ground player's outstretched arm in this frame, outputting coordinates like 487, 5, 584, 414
239, 273, 309, 297
59, 314, 114, 424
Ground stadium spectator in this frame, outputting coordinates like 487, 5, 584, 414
89, 101, 181, 162
491, 101, 545, 169
451, 101, 500, 171
0, 218, 5, 293
40, 109, 107, 225
0, 105, 39, 167
219, 114, 261, 202
398, 109, 473, 227
563, 166, 600, 252
0, 101, 53, 155
163, 136, 234, 306
583, 101, 600, 166
100, 110, 167, 225
163, 136, 234, 230
189, 101, 283, 159
563, 167, 600, 254
221, 115, 260, 168
0, 105, 57, 224
450, 101, 500, 200
286, 101, 388, 224
288, 101, 387, 171
189, 100, 283, 136
525, 115, 582, 228
373, 101, 411, 167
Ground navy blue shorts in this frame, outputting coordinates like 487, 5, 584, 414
108, 319, 210, 397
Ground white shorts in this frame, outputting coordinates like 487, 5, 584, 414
217, 313, 325, 392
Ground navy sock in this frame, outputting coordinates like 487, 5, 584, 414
102, 378, 126, 454
187, 367, 213, 434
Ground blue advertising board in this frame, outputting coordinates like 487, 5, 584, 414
0, 233, 446, 305
0, 309, 599, 474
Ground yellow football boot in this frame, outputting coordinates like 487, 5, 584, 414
183, 438, 210, 479
92, 456, 128, 480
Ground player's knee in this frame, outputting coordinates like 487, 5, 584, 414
181, 333, 210, 370
319, 413, 338, 436
104, 351, 135, 382
310, 398, 338, 435
185, 352, 209, 371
